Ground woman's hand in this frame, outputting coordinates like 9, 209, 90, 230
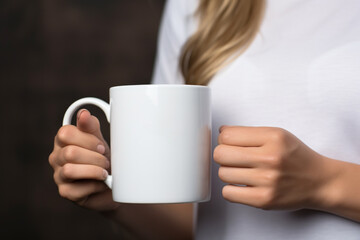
214, 126, 340, 211
49, 109, 119, 212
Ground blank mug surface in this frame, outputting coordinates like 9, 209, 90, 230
110, 85, 211, 203
62, 84, 211, 203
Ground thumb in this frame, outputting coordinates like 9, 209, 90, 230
76, 109, 107, 144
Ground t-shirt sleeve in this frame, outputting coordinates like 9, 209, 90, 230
151, 0, 197, 85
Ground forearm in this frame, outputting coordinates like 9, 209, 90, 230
102, 203, 194, 240
313, 157, 360, 222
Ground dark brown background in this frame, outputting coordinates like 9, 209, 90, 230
0, 0, 165, 239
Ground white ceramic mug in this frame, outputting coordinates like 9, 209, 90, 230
62, 84, 211, 203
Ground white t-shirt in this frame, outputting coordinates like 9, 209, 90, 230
152, 0, 360, 239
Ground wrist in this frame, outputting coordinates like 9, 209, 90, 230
310, 157, 349, 212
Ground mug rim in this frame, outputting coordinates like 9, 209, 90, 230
110, 84, 209, 90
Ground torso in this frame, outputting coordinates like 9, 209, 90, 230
197, 0, 360, 239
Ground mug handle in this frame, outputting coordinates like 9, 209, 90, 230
62, 97, 113, 189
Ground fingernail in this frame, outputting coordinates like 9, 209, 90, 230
77, 109, 87, 121
219, 125, 228, 133
97, 144, 106, 154
103, 169, 108, 179
105, 160, 110, 169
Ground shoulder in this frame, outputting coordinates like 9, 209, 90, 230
162, 0, 198, 41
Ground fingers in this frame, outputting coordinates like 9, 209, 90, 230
50, 109, 113, 210
55, 163, 108, 184
218, 126, 272, 147
76, 109, 106, 143
58, 145, 110, 169
214, 144, 265, 167
55, 125, 105, 154
222, 185, 269, 209
58, 180, 108, 203
218, 167, 270, 186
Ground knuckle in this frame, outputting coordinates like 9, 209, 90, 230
259, 189, 276, 210
53, 172, 59, 184
57, 125, 75, 144
58, 185, 82, 202
69, 191, 83, 202
262, 171, 280, 185
58, 185, 69, 199
62, 164, 74, 179
63, 145, 78, 162
264, 152, 283, 168
268, 128, 288, 144
48, 152, 56, 167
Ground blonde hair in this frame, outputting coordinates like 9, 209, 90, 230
180, 0, 266, 85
